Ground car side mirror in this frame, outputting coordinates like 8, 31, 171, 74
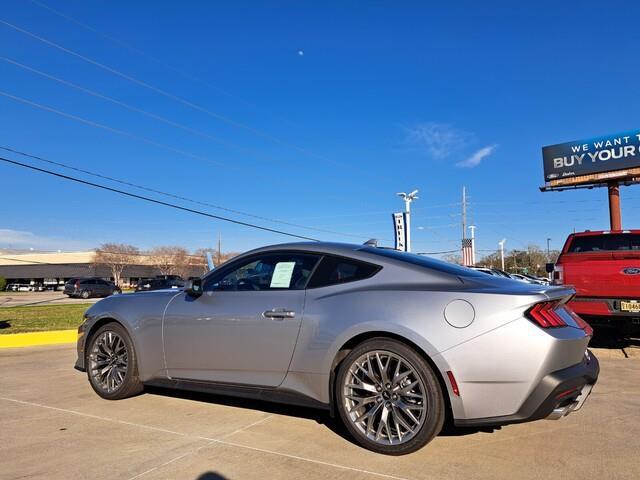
186, 278, 203, 297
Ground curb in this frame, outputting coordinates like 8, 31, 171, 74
0, 329, 77, 348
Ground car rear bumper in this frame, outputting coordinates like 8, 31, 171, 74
455, 349, 599, 427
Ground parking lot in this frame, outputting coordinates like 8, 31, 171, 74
1, 340, 639, 480
0, 292, 101, 308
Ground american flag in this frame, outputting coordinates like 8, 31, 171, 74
462, 238, 474, 266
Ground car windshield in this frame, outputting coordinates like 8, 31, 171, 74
359, 247, 487, 277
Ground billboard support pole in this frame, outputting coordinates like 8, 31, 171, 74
607, 182, 622, 231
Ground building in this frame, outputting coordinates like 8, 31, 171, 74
0, 250, 204, 290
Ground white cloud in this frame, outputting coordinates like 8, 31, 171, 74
403, 122, 473, 159
456, 144, 498, 168
0, 229, 90, 251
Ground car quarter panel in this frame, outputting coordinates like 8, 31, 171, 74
285, 265, 551, 405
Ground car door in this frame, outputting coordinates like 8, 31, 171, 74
162, 252, 320, 387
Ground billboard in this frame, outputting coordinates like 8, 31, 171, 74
542, 129, 640, 183
392, 212, 407, 252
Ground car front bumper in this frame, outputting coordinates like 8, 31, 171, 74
455, 349, 599, 427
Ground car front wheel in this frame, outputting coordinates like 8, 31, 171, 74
86, 323, 143, 400
335, 338, 445, 455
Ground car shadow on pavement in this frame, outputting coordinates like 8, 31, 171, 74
196, 472, 228, 480
144, 385, 496, 442
590, 327, 640, 355
144, 386, 355, 443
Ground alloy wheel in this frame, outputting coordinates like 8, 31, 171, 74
342, 350, 427, 445
89, 331, 128, 393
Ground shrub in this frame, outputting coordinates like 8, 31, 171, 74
0, 277, 6, 291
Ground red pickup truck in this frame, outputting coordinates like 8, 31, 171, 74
553, 230, 640, 334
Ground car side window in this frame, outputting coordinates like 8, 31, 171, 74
205, 253, 320, 291
307, 255, 380, 288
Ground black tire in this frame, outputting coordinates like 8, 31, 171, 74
335, 337, 445, 455
86, 322, 144, 400
80, 290, 90, 299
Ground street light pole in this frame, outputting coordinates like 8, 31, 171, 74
498, 238, 506, 271
396, 190, 419, 252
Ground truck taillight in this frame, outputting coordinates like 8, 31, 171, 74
552, 264, 564, 285
526, 301, 567, 328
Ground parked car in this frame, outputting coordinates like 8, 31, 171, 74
135, 275, 185, 292
469, 266, 512, 278
76, 242, 597, 455
521, 273, 550, 285
553, 230, 640, 334
64, 278, 121, 299
5, 283, 35, 292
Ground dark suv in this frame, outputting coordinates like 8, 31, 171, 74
64, 278, 121, 299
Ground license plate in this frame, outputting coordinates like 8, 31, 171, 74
621, 300, 640, 313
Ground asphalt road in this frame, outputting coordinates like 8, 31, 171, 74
0, 292, 102, 308
1, 343, 639, 480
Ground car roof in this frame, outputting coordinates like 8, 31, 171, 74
570, 229, 640, 237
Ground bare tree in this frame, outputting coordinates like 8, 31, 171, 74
94, 243, 140, 286
441, 253, 463, 265
148, 246, 190, 277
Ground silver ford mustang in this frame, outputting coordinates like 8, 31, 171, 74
75, 242, 598, 455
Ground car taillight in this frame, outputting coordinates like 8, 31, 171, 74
526, 301, 567, 328
75, 281, 80, 288
565, 306, 594, 336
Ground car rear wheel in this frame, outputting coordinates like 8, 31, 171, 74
335, 338, 445, 455
80, 290, 90, 299
86, 323, 143, 400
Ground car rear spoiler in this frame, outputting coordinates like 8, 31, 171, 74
541, 286, 576, 305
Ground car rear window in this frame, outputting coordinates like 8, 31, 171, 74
360, 247, 487, 277
568, 234, 640, 253
307, 255, 380, 288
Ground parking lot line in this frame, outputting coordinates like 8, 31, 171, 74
0, 396, 413, 480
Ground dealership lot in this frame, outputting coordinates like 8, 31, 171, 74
1, 342, 639, 480
0, 292, 101, 308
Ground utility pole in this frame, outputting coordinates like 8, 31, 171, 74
396, 190, 419, 252
546, 238, 551, 258
498, 238, 506, 271
462, 186, 467, 240
217, 232, 222, 265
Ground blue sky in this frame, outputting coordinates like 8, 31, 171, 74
1, 0, 639, 257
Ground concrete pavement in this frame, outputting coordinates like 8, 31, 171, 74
1, 343, 639, 480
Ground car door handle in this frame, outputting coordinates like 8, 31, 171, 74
263, 309, 296, 319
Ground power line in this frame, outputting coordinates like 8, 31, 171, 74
0, 56, 291, 165
28, 0, 298, 129
0, 155, 321, 242
0, 89, 224, 167
0, 18, 378, 180
0, 146, 383, 241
